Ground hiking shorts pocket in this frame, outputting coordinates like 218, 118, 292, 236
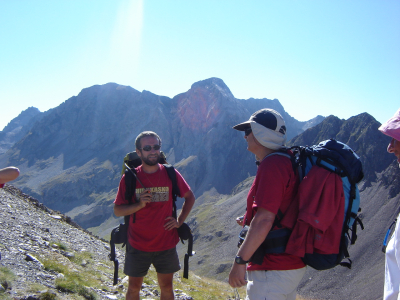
124, 242, 180, 277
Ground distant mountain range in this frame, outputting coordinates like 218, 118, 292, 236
0, 77, 398, 300
0, 78, 323, 230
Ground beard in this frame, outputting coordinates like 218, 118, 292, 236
141, 153, 160, 166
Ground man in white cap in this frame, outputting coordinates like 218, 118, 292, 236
228, 109, 306, 300
379, 108, 400, 300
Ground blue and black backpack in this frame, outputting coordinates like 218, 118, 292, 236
240, 139, 364, 270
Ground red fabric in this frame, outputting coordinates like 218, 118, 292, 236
281, 166, 345, 257
114, 164, 191, 252
0, 183, 3, 188
245, 154, 305, 271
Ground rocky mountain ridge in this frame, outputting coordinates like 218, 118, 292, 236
1, 78, 397, 299
0, 78, 323, 235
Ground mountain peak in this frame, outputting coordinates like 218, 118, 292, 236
191, 77, 234, 99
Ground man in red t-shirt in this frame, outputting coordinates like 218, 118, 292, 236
229, 109, 306, 300
114, 131, 195, 300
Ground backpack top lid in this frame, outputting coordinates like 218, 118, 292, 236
125, 151, 168, 168
304, 139, 364, 184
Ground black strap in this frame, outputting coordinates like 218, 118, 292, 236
109, 170, 135, 285
124, 168, 137, 223
163, 164, 181, 219
339, 258, 352, 269
163, 164, 194, 279
183, 232, 194, 279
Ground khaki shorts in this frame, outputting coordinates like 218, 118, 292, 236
124, 242, 180, 277
246, 267, 306, 300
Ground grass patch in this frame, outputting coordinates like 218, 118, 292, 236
28, 282, 47, 293
39, 291, 57, 300
51, 241, 68, 250
175, 273, 246, 300
43, 257, 102, 299
55, 272, 98, 300
43, 259, 69, 274
0, 266, 15, 290
134, 267, 246, 300
70, 251, 93, 266
56, 277, 97, 300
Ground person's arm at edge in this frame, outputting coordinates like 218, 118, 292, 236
0, 167, 20, 184
228, 207, 275, 288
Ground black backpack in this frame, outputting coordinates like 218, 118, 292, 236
109, 152, 193, 285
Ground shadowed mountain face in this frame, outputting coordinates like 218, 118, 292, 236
0, 78, 317, 229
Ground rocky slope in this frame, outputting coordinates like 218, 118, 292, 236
0, 184, 243, 300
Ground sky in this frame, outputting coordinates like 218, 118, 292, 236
0, 0, 399, 131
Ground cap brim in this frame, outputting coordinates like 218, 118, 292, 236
233, 121, 251, 131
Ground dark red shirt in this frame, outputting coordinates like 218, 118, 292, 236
244, 153, 305, 271
114, 164, 191, 252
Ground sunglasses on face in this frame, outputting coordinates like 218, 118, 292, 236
244, 128, 252, 136
140, 144, 161, 151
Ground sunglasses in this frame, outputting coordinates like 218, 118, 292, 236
244, 128, 252, 136
140, 144, 161, 151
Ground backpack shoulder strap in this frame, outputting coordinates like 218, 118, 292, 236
163, 164, 181, 219
124, 169, 136, 222
124, 169, 136, 204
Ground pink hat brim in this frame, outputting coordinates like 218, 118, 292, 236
379, 108, 400, 141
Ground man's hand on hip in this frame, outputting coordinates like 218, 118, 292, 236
164, 216, 179, 231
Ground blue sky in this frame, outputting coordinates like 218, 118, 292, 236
0, 0, 399, 131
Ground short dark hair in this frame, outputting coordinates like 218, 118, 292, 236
135, 131, 162, 150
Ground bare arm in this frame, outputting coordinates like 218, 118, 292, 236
164, 190, 195, 230
0, 167, 20, 184
229, 207, 275, 288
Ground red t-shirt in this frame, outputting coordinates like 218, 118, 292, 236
114, 164, 191, 252
244, 153, 305, 271
0, 183, 4, 188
